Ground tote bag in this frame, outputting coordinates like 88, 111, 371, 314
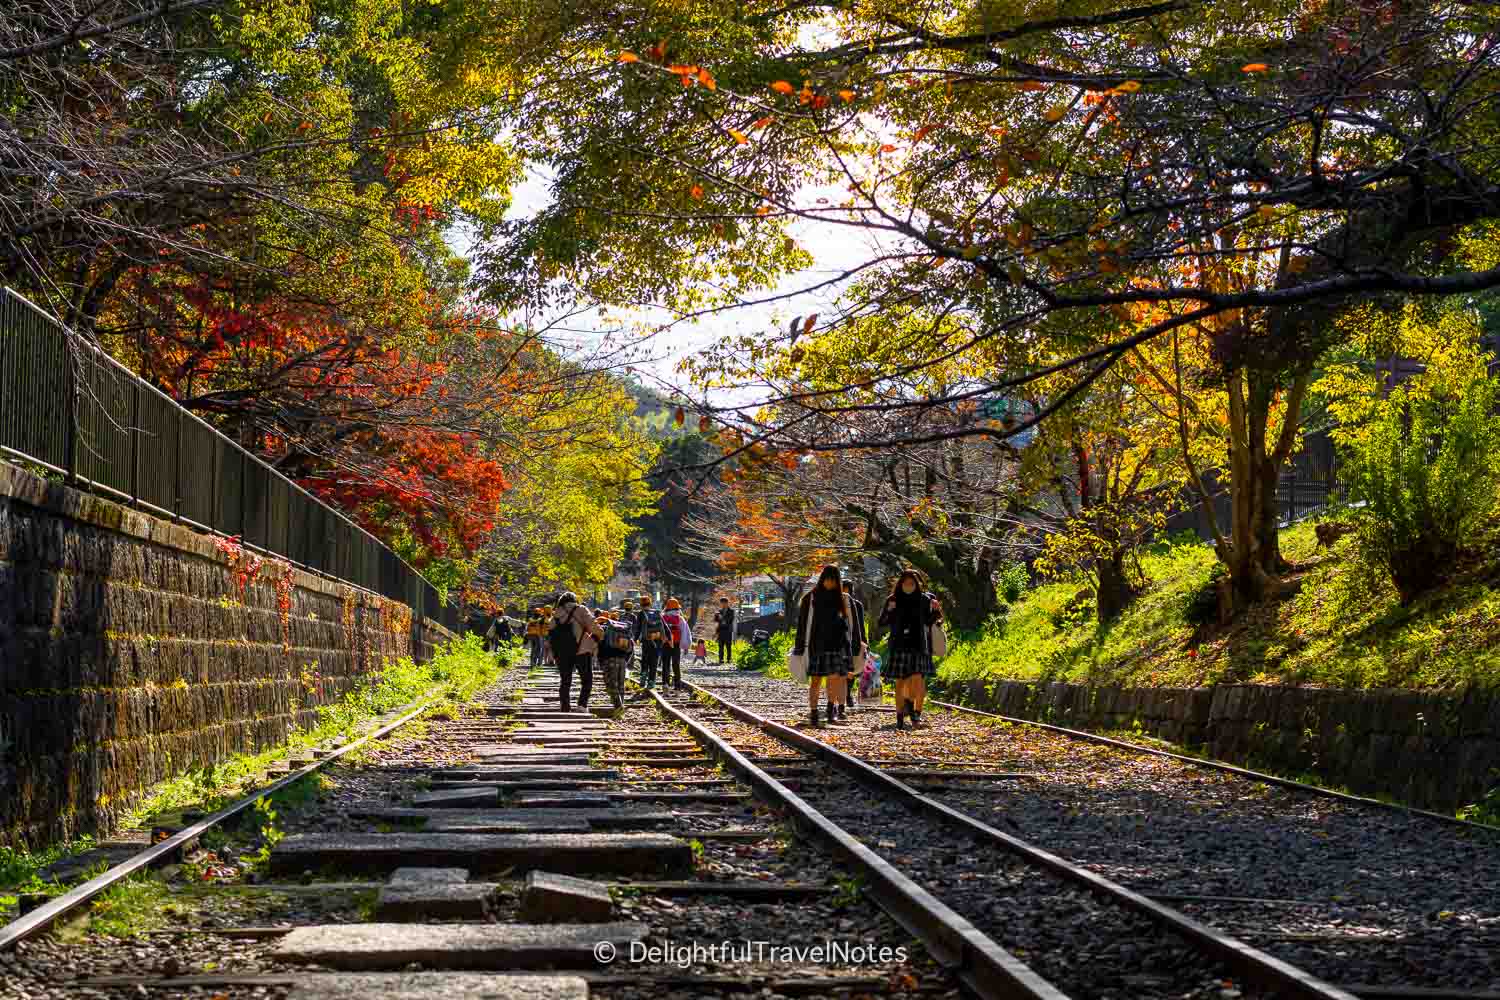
928, 620, 948, 658
787, 597, 815, 683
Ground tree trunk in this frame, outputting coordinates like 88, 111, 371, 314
1215, 366, 1308, 615
1095, 551, 1135, 623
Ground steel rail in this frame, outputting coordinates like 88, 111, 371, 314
0, 696, 441, 951
648, 688, 1069, 1000
929, 698, 1498, 834
681, 680, 1358, 1000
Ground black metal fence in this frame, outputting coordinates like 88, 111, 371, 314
0, 287, 461, 638
1163, 430, 1348, 542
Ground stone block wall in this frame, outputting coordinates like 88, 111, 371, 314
940, 678, 1500, 813
0, 463, 433, 847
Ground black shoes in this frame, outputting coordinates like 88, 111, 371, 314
809, 707, 821, 727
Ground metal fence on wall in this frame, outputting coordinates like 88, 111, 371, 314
0, 287, 461, 639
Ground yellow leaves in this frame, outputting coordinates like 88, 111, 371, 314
618, 52, 639, 64
1242, 63, 1269, 73
1113, 80, 1142, 94
838, 89, 856, 103
690, 184, 704, 200
728, 128, 749, 145
1042, 107, 1066, 123
771, 80, 796, 95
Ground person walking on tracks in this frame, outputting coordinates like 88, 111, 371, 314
595, 607, 634, 709
634, 594, 668, 691
549, 594, 603, 712
661, 598, 689, 691
878, 569, 943, 730
525, 609, 546, 667
713, 597, 736, 665
842, 579, 867, 712
793, 565, 856, 727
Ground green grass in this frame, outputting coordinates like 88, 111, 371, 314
77, 871, 171, 939
732, 632, 794, 678
936, 520, 1500, 691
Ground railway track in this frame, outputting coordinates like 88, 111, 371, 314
2, 650, 1491, 1000
670, 662, 1500, 1000
1, 655, 969, 1000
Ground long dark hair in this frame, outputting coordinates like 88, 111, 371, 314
886, 568, 925, 602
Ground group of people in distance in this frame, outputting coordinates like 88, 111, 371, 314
499, 567, 942, 730
793, 564, 942, 730
518, 593, 724, 712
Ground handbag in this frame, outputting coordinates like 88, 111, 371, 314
928, 620, 947, 658
787, 595, 815, 683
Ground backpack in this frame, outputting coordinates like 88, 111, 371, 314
599, 620, 634, 659
638, 608, 665, 643
662, 611, 684, 646
548, 606, 580, 662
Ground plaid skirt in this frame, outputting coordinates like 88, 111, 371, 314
885, 647, 934, 680
807, 650, 851, 677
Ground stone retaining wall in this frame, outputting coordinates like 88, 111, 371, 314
939, 678, 1500, 813
0, 464, 444, 847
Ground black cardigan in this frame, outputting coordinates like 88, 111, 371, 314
793, 591, 853, 657
878, 591, 941, 652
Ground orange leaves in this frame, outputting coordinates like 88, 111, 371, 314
697, 67, 717, 90
674, 406, 686, 427
802, 313, 818, 334
728, 128, 749, 145
750, 116, 774, 130
647, 41, 667, 61
755, 204, 772, 217
1017, 81, 1047, 92
698, 415, 713, 433
879, 143, 898, 153
912, 123, 940, 143
1042, 107, 1066, 122
838, 89, 856, 102
690, 184, 704, 200
771, 80, 796, 95
1242, 63, 1269, 73
618, 51, 639, 64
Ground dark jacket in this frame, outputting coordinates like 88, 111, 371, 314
878, 590, 941, 652
714, 606, 736, 639
847, 596, 866, 651
793, 588, 853, 657
634, 606, 667, 644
